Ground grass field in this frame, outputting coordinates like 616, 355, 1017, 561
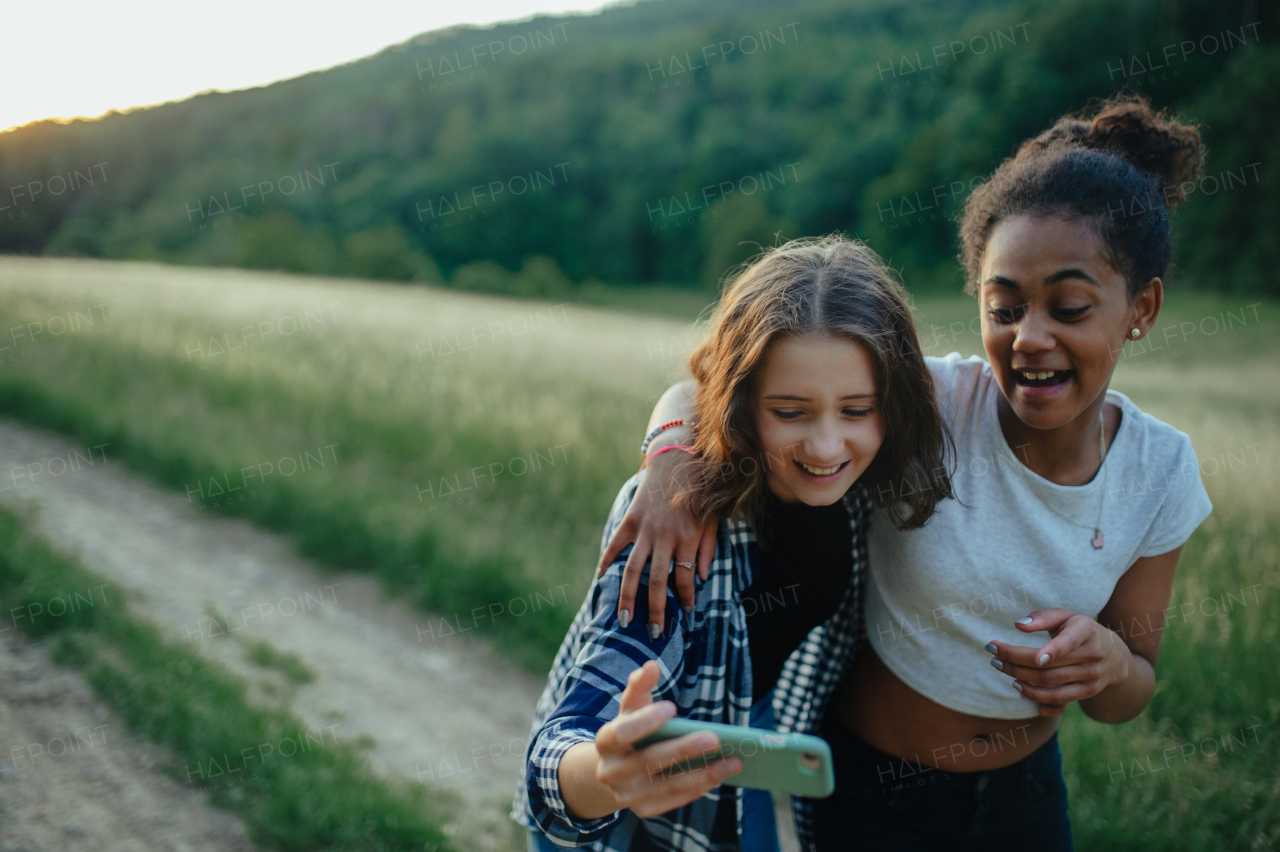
0, 257, 701, 668
0, 257, 1276, 850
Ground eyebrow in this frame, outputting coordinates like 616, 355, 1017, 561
763, 394, 877, 401
1046, 268, 1102, 287
984, 268, 1102, 289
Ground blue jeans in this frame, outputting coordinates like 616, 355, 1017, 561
811, 714, 1073, 852
527, 693, 783, 852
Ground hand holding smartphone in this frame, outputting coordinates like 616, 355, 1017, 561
635, 717, 834, 798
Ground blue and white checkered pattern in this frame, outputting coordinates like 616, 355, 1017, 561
511, 471, 870, 851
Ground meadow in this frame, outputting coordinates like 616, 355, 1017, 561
0, 257, 1275, 850
0, 256, 701, 668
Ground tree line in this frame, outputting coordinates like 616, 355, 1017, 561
0, 0, 1274, 296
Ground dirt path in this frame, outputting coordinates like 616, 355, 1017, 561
0, 415, 800, 851
0, 633, 253, 852
0, 415, 548, 851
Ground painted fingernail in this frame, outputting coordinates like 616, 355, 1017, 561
1012, 681, 1023, 693
696, 734, 716, 749
619, 609, 630, 628
1018, 617, 1033, 624
984, 642, 998, 655
990, 658, 1003, 671
649, 623, 662, 640
683, 606, 693, 631
1038, 653, 1050, 667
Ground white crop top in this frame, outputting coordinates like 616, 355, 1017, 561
864, 353, 1212, 719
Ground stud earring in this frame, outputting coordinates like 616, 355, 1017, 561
1130, 328, 1141, 339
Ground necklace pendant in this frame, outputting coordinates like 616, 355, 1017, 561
1091, 529, 1104, 549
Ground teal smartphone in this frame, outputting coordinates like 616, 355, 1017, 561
633, 717, 834, 798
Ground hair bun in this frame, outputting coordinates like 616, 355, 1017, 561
1017, 95, 1205, 208
1082, 96, 1205, 207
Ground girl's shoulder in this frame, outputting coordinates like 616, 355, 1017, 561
1106, 390, 1213, 556
598, 471, 751, 560
925, 352, 993, 421
597, 471, 750, 601
925, 351, 990, 386
1108, 390, 1201, 473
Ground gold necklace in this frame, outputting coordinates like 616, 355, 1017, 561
1011, 409, 1109, 549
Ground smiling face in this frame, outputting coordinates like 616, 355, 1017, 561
979, 214, 1161, 431
752, 332, 886, 505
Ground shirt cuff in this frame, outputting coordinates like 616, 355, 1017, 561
528, 722, 622, 844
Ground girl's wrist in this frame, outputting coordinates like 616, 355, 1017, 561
1106, 629, 1134, 689
1082, 630, 1137, 717
642, 445, 696, 469
559, 742, 618, 821
1081, 642, 1151, 724
640, 419, 697, 457
646, 425, 694, 453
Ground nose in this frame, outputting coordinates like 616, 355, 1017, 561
1011, 307, 1055, 353
804, 415, 844, 462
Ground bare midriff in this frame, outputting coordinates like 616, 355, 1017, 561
837, 644, 1060, 773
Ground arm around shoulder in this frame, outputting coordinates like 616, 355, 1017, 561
647, 380, 698, 439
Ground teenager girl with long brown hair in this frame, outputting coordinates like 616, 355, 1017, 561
513, 235, 951, 851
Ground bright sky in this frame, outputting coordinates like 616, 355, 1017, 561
2, 0, 615, 132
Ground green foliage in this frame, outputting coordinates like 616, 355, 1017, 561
0, 0, 1273, 294
340, 225, 442, 282
698, 193, 799, 286
234, 211, 339, 275
453, 255, 577, 298
1176, 43, 1280, 295
0, 505, 452, 852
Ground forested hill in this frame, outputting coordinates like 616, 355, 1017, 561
0, 0, 1275, 295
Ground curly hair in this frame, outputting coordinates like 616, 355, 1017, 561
959, 95, 1205, 297
677, 235, 952, 534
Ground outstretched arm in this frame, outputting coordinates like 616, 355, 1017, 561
597, 380, 716, 638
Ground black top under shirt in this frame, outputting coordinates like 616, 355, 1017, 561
742, 488, 853, 704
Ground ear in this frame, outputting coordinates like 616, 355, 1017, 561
1128, 277, 1162, 340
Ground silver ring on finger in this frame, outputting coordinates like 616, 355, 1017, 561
675, 561, 695, 570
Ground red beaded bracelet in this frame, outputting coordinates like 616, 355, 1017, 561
639, 419, 699, 458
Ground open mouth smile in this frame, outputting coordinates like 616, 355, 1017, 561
794, 460, 848, 479
1013, 369, 1073, 390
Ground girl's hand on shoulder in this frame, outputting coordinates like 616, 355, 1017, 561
984, 608, 1132, 717
592, 662, 741, 817
597, 446, 718, 636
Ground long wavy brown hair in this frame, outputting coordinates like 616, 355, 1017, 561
677, 234, 952, 532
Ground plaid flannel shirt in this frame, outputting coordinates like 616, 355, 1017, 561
511, 471, 870, 851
